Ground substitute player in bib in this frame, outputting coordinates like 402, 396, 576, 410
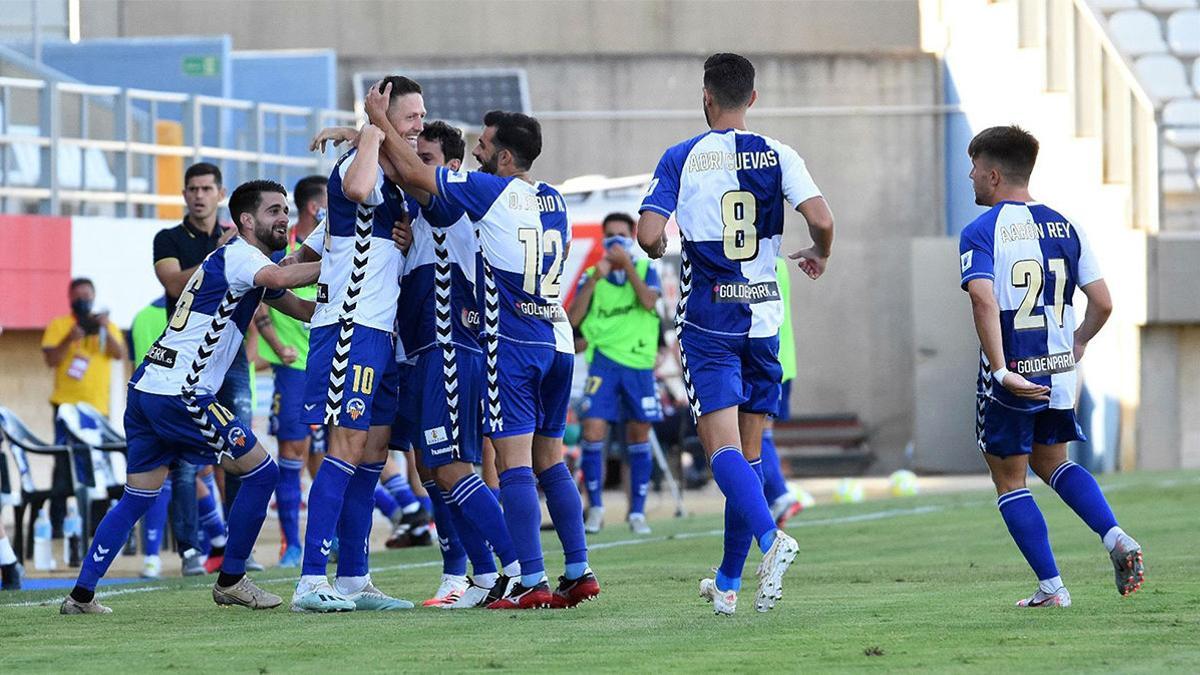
292, 77, 418, 613
638, 53, 834, 615
256, 174, 325, 568
959, 125, 1143, 608
367, 81, 598, 609
60, 180, 320, 614
568, 212, 663, 536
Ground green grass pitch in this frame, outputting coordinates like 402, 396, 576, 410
2, 470, 1197, 673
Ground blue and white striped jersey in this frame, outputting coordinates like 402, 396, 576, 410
433, 166, 572, 354
959, 201, 1102, 411
133, 237, 280, 396
395, 193, 481, 359
309, 149, 407, 334
640, 129, 821, 338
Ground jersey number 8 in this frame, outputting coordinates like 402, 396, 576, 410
1012, 258, 1067, 330
721, 191, 758, 261
169, 269, 206, 331
518, 227, 565, 299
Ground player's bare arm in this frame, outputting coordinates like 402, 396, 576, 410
253, 261, 321, 290
966, 278, 1049, 401
253, 304, 296, 364
788, 195, 834, 280
341, 124, 386, 203
366, 81, 438, 196
391, 216, 413, 255
636, 211, 669, 259
264, 291, 317, 324
567, 266, 603, 327
1073, 279, 1112, 362
309, 126, 360, 154
154, 258, 202, 299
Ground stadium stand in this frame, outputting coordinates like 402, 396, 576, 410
0, 406, 72, 561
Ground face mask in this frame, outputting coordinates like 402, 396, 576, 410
70, 297, 93, 317
604, 235, 635, 284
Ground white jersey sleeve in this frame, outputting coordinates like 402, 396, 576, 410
766, 138, 822, 208
1074, 222, 1103, 286
303, 219, 326, 257
223, 240, 275, 293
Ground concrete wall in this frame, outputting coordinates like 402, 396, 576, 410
0, 329, 61, 440
79, 0, 922, 58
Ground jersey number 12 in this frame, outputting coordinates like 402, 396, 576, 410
518, 228, 565, 299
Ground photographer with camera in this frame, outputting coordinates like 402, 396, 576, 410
41, 277, 125, 535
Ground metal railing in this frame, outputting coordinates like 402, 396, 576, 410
0, 75, 357, 217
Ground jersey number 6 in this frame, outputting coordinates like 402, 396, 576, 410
169, 269, 206, 331
721, 190, 758, 261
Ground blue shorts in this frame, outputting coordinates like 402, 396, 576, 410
774, 379, 793, 420
124, 387, 258, 474
486, 341, 573, 439
677, 325, 782, 417
393, 348, 484, 467
977, 397, 1085, 458
270, 364, 312, 442
303, 324, 399, 430
389, 362, 417, 451
581, 350, 663, 424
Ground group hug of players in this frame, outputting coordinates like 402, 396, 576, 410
59, 52, 1143, 617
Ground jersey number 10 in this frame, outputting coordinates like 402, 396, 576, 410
518, 227, 565, 299
721, 191, 758, 261
1012, 258, 1067, 330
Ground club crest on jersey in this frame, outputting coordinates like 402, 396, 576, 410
345, 398, 366, 421
424, 426, 448, 445
446, 169, 468, 184
961, 250, 973, 273
227, 427, 247, 447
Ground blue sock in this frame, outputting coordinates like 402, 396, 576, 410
538, 462, 589, 579
417, 494, 433, 515
997, 488, 1059, 581
580, 440, 605, 508
77, 485, 159, 591
275, 458, 303, 551
301, 456, 355, 576
760, 429, 789, 504
499, 466, 545, 586
450, 473, 516, 569
140, 479, 171, 556
221, 457, 279, 576
336, 461, 383, 579
445, 493, 498, 575
423, 481, 467, 577
374, 485, 399, 520
383, 473, 418, 511
199, 470, 227, 532
717, 500, 750, 592
627, 442, 653, 516
710, 447, 778, 554
1049, 461, 1119, 539
197, 490, 227, 548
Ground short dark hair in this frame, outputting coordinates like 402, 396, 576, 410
703, 53, 755, 109
968, 125, 1039, 185
184, 162, 222, 187
293, 175, 327, 212
378, 75, 422, 102
69, 277, 94, 293
229, 179, 287, 227
482, 110, 542, 170
420, 121, 466, 163
602, 212, 635, 234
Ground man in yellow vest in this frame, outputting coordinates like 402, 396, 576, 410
568, 212, 663, 535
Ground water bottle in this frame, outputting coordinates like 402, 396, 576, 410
33, 507, 56, 571
63, 504, 83, 567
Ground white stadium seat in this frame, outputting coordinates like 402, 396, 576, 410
1136, 54, 1193, 102
1141, 0, 1198, 12
1163, 98, 1200, 148
1108, 10, 1168, 55
1161, 145, 1196, 193
1167, 9, 1200, 56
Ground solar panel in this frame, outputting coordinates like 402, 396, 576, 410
353, 69, 530, 128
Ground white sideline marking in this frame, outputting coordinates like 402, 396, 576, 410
3, 585, 167, 608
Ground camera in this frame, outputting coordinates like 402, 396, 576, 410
71, 298, 101, 336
